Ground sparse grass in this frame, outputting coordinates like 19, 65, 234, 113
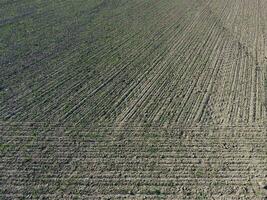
195, 168, 205, 178
147, 188, 161, 195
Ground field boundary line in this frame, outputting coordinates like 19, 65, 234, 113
0, 121, 266, 131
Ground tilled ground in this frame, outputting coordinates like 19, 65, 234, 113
1, 0, 267, 199
1, 123, 267, 199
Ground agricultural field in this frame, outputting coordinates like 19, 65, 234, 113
1, 0, 267, 199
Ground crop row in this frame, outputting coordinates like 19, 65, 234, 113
3, 0, 266, 126
1, 125, 266, 199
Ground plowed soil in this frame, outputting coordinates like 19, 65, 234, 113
1, 0, 267, 199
